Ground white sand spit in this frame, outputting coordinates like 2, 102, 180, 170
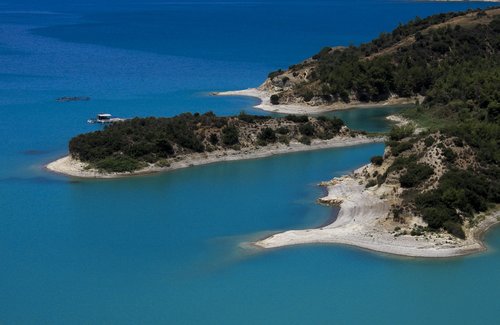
215, 88, 415, 114
254, 172, 500, 258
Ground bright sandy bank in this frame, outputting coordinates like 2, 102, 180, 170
253, 166, 500, 258
215, 88, 415, 114
46, 135, 383, 178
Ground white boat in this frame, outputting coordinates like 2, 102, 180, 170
87, 113, 125, 124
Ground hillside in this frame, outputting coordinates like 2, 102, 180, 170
261, 8, 500, 109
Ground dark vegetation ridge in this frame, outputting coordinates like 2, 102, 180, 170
267, 8, 500, 107
69, 112, 346, 173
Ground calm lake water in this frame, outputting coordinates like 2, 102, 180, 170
1, 0, 499, 324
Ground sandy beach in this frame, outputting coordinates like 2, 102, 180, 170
253, 166, 500, 258
215, 88, 416, 114
46, 135, 384, 178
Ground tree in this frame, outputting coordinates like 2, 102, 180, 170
270, 94, 280, 105
370, 156, 384, 166
222, 126, 239, 145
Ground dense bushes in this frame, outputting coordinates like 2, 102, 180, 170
257, 127, 277, 145
399, 163, 433, 188
221, 125, 239, 145
414, 169, 498, 235
370, 155, 384, 166
94, 155, 144, 173
299, 123, 315, 136
389, 125, 414, 141
390, 141, 413, 156
276, 126, 289, 135
317, 115, 345, 133
443, 221, 465, 239
424, 136, 435, 147
284, 9, 500, 108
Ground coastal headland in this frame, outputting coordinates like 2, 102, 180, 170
47, 135, 382, 178
248, 113, 499, 258
253, 162, 500, 258
46, 112, 382, 178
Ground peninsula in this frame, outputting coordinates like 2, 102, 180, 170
255, 117, 500, 257
246, 8, 500, 257
47, 112, 381, 178
217, 8, 500, 114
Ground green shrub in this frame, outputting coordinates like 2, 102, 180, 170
257, 127, 277, 145
390, 141, 413, 156
414, 169, 495, 235
209, 133, 218, 145
299, 123, 315, 136
370, 155, 384, 166
419, 207, 454, 229
442, 147, 456, 163
387, 155, 415, 173
278, 135, 290, 145
94, 155, 144, 173
392, 206, 403, 222
221, 126, 239, 145
276, 126, 289, 135
389, 125, 415, 141
321, 116, 344, 133
424, 136, 435, 147
400, 163, 433, 188
410, 226, 424, 236
299, 136, 311, 145
444, 221, 465, 239
377, 173, 387, 185
155, 139, 175, 158
270, 94, 280, 105
302, 91, 314, 102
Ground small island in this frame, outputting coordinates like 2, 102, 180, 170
47, 112, 382, 178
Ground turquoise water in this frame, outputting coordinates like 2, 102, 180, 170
1, 1, 499, 324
